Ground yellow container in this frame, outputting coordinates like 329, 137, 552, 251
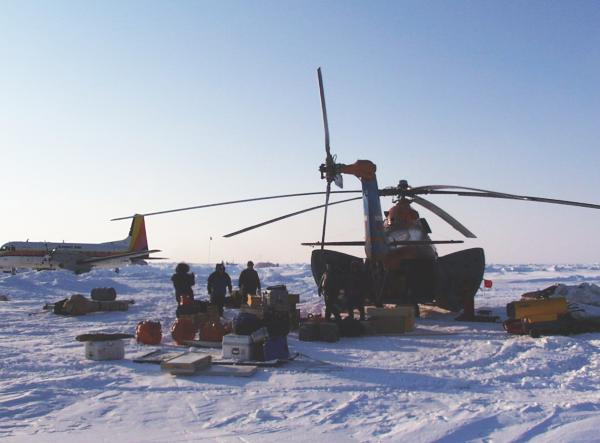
507, 297, 568, 320
523, 313, 559, 324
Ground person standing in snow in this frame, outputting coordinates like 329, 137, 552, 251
207, 263, 232, 316
319, 263, 342, 322
171, 262, 195, 305
238, 260, 261, 297
345, 260, 366, 320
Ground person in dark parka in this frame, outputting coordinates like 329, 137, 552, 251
345, 260, 366, 320
318, 263, 342, 322
171, 262, 195, 305
207, 263, 232, 316
239, 260, 261, 297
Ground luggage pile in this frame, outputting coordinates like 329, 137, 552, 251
172, 303, 228, 344
50, 288, 133, 316
222, 285, 297, 362
502, 295, 600, 337
239, 285, 300, 331
298, 316, 340, 342
298, 305, 416, 342
503, 296, 569, 337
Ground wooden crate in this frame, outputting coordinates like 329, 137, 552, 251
366, 305, 415, 333
161, 353, 212, 375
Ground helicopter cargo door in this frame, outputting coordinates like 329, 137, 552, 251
310, 249, 363, 287
434, 248, 485, 312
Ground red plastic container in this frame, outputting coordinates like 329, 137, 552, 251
136, 320, 162, 345
171, 317, 197, 345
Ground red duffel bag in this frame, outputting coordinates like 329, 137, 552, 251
171, 317, 197, 345
199, 320, 225, 342
136, 320, 162, 345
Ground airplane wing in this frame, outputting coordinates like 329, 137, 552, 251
77, 249, 162, 265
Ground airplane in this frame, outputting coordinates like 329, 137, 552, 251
111, 68, 600, 319
0, 214, 161, 275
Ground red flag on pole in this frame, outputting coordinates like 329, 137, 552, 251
483, 279, 493, 289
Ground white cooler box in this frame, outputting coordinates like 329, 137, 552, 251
222, 334, 253, 361
85, 339, 125, 361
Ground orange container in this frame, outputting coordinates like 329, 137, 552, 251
171, 317, 197, 345
200, 320, 225, 342
136, 320, 162, 345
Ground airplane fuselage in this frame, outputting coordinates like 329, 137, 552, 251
0, 214, 158, 274
0, 239, 131, 271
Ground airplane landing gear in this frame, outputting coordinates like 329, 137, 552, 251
11, 267, 16, 275
115, 268, 120, 274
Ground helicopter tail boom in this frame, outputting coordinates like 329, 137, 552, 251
361, 171, 388, 261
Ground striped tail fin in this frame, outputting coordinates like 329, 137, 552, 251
127, 214, 149, 252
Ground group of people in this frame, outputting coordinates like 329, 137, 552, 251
171, 258, 369, 322
171, 260, 261, 316
319, 260, 368, 322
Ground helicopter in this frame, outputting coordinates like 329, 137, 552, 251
113, 68, 600, 319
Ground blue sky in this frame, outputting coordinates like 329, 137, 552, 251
1, 1, 599, 263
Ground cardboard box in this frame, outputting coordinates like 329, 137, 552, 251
371, 316, 406, 334
366, 305, 415, 332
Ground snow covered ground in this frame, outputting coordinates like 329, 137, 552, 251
1, 263, 600, 442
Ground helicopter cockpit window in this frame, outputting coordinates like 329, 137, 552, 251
385, 229, 410, 244
0, 245, 6, 252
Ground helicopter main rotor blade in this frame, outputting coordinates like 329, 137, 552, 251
223, 196, 362, 238
301, 240, 464, 247
110, 190, 361, 221
415, 188, 600, 210
317, 67, 331, 156
409, 184, 514, 196
411, 195, 477, 238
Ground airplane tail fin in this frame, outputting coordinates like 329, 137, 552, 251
127, 214, 149, 252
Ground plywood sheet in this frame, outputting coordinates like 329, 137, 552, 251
161, 353, 212, 374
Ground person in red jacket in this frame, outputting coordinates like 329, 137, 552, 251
171, 262, 195, 305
